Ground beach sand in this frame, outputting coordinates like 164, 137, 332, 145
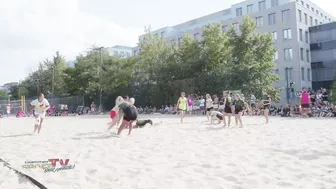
0, 115, 336, 189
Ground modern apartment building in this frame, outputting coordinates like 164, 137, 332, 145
310, 22, 336, 90
106, 45, 133, 58
135, 0, 334, 103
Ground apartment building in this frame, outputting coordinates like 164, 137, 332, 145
106, 45, 133, 58
310, 22, 336, 90
135, 0, 334, 103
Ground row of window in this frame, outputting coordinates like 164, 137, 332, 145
113, 51, 131, 57
236, 0, 279, 17
274, 67, 311, 81
296, 0, 332, 22
298, 9, 328, 27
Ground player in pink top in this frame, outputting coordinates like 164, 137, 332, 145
300, 88, 310, 116
187, 95, 193, 115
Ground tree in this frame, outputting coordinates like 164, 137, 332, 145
8, 85, 28, 100
227, 16, 279, 97
0, 90, 8, 100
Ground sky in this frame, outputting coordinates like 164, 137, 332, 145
0, 0, 335, 85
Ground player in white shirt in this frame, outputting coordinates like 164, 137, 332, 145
210, 111, 224, 124
30, 93, 50, 134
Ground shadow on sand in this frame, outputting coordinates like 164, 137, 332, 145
0, 134, 32, 138
71, 134, 120, 140
76, 132, 104, 136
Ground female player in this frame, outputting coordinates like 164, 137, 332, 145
205, 94, 213, 121
177, 92, 187, 123
116, 98, 138, 135
210, 110, 224, 124
262, 90, 271, 124
30, 93, 50, 134
223, 91, 233, 127
107, 96, 124, 130
233, 94, 249, 127
133, 119, 153, 128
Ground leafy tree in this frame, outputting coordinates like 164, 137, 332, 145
0, 90, 8, 100
8, 85, 28, 100
228, 16, 279, 96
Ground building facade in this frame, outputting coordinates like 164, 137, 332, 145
106, 45, 133, 58
135, 0, 334, 103
310, 22, 336, 90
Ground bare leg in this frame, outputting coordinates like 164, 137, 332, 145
222, 114, 226, 126
117, 120, 128, 135
227, 114, 231, 127
238, 113, 243, 127
108, 118, 119, 130
37, 118, 44, 134
235, 114, 238, 126
264, 109, 269, 124
33, 124, 38, 133
180, 110, 185, 123
128, 121, 134, 135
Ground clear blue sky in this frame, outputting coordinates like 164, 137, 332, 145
0, 0, 335, 85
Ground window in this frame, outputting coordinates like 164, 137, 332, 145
307, 69, 311, 81
161, 31, 165, 36
222, 25, 228, 32
299, 29, 303, 41
126, 52, 130, 57
268, 13, 276, 25
272, 31, 277, 41
233, 23, 239, 32
301, 0, 304, 5
312, 7, 314, 12
284, 48, 293, 60
320, 21, 322, 24
256, 17, 263, 27
321, 13, 323, 17
120, 52, 125, 57
194, 33, 200, 41
282, 9, 290, 22
315, 19, 318, 25
274, 69, 279, 75
259, 1, 265, 11
300, 48, 304, 61
298, 10, 302, 22
178, 37, 182, 43
283, 29, 292, 40
113, 51, 118, 56
247, 4, 253, 14
273, 50, 278, 60
316, 10, 319, 15
325, 16, 327, 20
271, 0, 279, 7
236, 8, 242, 16
304, 13, 307, 24
301, 67, 305, 80
306, 50, 310, 62
306, 4, 309, 9
310, 16, 313, 26
305, 31, 308, 43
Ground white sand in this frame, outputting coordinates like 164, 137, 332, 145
0, 115, 336, 189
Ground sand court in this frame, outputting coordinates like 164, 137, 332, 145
0, 115, 336, 189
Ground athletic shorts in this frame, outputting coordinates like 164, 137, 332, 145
123, 106, 138, 121
301, 104, 310, 108
110, 110, 117, 119
34, 112, 46, 124
200, 106, 205, 110
224, 106, 232, 114
206, 107, 213, 112
216, 114, 223, 120
193, 106, 199, 110
234, 107, 243, 114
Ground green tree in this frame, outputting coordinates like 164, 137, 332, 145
8, 85, 28, 100
0, 90, 8, 100
228, 16, 279, 97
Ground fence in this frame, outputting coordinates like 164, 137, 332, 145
0, 95, 84, 115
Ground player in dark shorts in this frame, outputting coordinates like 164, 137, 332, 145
233, 94, 249, 127
133, 119, 153, 128
262, 90, 271, 124
223, 91, 233, 127
117, 100, 138, 135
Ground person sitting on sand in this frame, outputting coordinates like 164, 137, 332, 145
133, 119, 153, 128
210, 110, 224, 124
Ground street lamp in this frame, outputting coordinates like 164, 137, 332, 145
93, 46, 104, 112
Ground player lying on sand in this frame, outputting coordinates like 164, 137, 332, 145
210, 111, 224, 124
132, 119, 153, 128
